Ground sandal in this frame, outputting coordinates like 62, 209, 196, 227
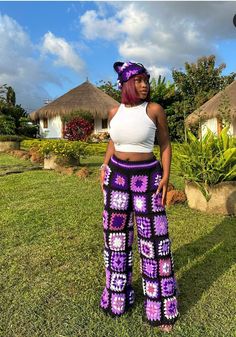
159, 324, 173, 333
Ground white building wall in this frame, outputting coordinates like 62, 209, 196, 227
201, 117, 235, 137
39, 115, 62, 138
93, 117, 109, 134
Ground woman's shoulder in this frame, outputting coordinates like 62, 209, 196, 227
147, 102, 165, 117
108, 104, 121, 120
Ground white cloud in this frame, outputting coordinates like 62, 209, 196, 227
0, 14, 86, 111
80, 1, 236, 76
42, 31, 85, 74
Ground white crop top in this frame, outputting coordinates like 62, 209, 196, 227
109, 101, 157, 153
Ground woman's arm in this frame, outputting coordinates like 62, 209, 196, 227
150, 102, 172, 205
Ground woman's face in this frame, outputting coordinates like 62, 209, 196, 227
134, 75, 149, 100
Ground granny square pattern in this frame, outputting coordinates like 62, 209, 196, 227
140, 239, 155, 259
111, 293, 126, 315
143, 279, 160, 299
100, 155, 179, 326
150, 171, 162, 189
153, 215, 168, 236
109, 233, 126, 251
111, 252, 127, 272
151, 193, 165, 212
110, 191, 129, 210
163, 296, 178, 320
133, 195, 147, 213
110, 272, 127, 292
136, 216, 152, 238
110, 213, 127, 230
130, 175, 148, 192
103, 166, 112, 186
145, 299, 162, 321
100, 287, 109, 309
142, 258, 158, 278
111, 172, 129, 190
159, 257, 172, 277
161, 277, 175, 297
158, 238, 170, 256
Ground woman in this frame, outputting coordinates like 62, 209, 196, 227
99, 61, 179, 333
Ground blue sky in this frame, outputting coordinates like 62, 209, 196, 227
0, 1, 235, 113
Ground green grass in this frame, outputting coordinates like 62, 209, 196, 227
0, 150, 235, 337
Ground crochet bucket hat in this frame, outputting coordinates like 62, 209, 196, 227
113, 61, 150, 89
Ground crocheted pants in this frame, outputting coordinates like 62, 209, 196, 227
99, 154, 179, 326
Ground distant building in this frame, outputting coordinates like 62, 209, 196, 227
29, 80, 119, 138
185, 80, 236, 137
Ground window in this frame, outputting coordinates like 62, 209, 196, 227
43, 118, 48, 128
102, 118, 108, 129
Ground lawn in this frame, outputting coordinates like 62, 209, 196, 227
0, 149, 235, 337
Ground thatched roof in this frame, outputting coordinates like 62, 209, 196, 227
185, 80, 236, 126
29, 80, 119, 121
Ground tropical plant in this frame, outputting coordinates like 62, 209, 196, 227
172, 126, 236, 201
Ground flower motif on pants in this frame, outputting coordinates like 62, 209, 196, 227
110, 191, 129, 210
111, 293, 126, 315
110, 272, 127, 292
163, 296, 178, 319
130, 175, 148, 192
109, 233, 126, 251
145, 299, 161, 321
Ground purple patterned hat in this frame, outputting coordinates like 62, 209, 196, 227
113, 61, 150, 89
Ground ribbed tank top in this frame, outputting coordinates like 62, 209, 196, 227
109, 101, 157, 153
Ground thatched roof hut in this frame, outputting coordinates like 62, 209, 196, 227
29, 80, 119, 121
185, 80, 236, 127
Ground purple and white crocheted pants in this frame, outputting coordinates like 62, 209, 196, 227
99, 154, 180, 327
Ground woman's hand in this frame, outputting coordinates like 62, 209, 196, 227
155, 177, 169, 207
100, 169, 105, 192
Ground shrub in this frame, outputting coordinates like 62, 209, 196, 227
64, 117, 94, 141
172, 126, 236, 200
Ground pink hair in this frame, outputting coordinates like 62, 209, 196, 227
121, 73, 150, 105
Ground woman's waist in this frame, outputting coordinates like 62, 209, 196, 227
114, 150, 155, 162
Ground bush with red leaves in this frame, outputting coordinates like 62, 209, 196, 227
64, 117, 94, 141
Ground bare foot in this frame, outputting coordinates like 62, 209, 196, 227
159, 324, 173, 333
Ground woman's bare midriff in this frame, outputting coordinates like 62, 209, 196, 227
114, 151, 155, 161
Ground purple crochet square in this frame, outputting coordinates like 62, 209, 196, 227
151, 193, 165, 212
133, 195, 147, 213
111, 172, 129, 190
110, 191, 129, 210
140, 239, 155, 259
109, 233, 126, 251
111, 252, 127, 272
143, 279, 160, 299
130, 175, 148, 192
163, 296, 178, 319
161, 277, 175, 297
150, 171, 162, 190
145, 299, 162, 321
158, 238, 170, 256
136, 216, 152, 238
142, 258, 158, 278
100, 287, 109, 309
102, 210, 108, 230
159, 257, 172, 276
103, 166, 112, 186
110, 272, 127, 292
111, 293, 126, 315
110, 213, 127, 230
153, 215, 168, 236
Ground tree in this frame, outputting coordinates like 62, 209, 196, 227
172, 55, 236, 138
97, 80, 121, 102
6, 86, 16, 106
172, 55, 236, 114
